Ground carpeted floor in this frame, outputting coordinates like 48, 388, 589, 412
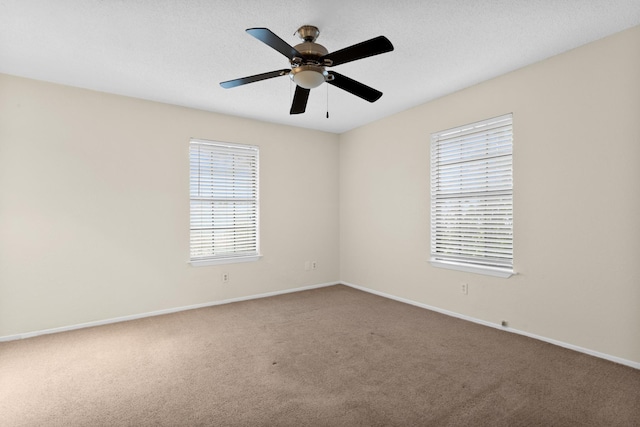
1, 285, 639, 426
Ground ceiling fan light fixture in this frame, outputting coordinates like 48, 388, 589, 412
290, 65, 327, 89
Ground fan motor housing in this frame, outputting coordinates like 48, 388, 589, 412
292, 25, 328, 66
293, 41, 328, 60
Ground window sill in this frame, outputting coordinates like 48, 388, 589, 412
189, 255, 262, 267
430, 259, 513, 278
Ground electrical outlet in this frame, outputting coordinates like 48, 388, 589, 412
311, 261, 317, 270
461, 283, 468, 295
222, 272, 229, 283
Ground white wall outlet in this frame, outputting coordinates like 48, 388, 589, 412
222, 272, 229, 283
304, 261, 310, 271
311, 261, 317, 270
461, 283, 468, 295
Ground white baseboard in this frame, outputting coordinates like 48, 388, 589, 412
0, 281, 339, 342
341, 281, 640, 370
4, 280, 638, 370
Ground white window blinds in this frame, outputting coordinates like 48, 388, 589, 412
430, 114, 513, 275
189, 139, 259, 263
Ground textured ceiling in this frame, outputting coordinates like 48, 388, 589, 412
1, 0, 640, 134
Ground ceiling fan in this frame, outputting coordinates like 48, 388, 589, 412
220, 25, 394, 115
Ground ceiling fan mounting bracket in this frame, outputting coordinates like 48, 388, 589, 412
295, 25, 320, 42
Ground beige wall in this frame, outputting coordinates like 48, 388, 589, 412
2, 26, 639, 366
0, 74, 340, 336
340, 26, 640, 364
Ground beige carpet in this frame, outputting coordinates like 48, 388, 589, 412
1, 285, 639, 426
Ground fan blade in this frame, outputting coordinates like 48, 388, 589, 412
327, 72, 382, 102
246, 28, 303, 61
321, 36, 393, 67
220, 69, 290, 88
290, 86, 310, 114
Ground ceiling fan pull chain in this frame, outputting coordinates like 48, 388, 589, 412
326, 83, 329, 119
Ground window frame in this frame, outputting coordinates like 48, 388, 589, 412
429, 114, 514, 278
189, 138, 261, 267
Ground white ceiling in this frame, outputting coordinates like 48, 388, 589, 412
2, 1, 640, 134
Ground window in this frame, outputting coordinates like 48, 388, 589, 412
189, 139, 260, 266
430, 114, 513, 277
